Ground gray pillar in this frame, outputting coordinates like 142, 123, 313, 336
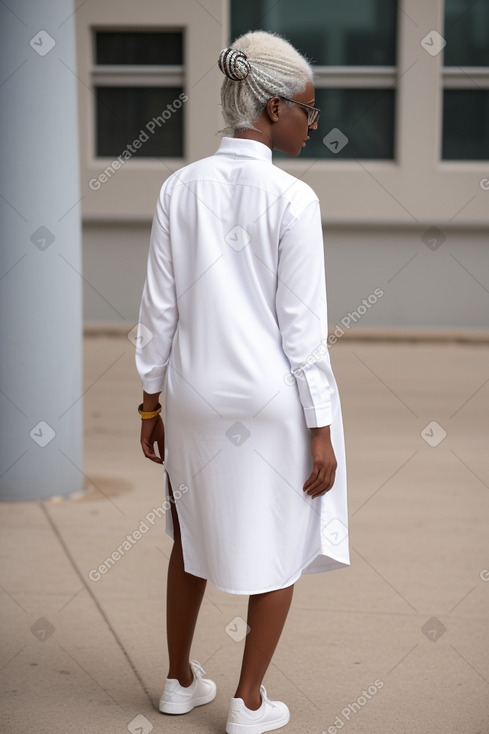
0, 0, 83, 500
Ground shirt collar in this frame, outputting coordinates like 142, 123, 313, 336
215, 136, 273, 162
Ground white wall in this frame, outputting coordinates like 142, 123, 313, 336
82, 222, 489, 329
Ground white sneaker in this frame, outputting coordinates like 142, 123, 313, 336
159, 660, 217, 714
226, 685, 290, 734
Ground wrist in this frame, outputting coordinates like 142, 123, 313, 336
142, 391, 161, 412
138, 403, 162, 419
143, 402, 160, 412
310, 425, 331, 434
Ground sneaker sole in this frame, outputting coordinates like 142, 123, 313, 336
160, 688, 217, 715
225, 710, 290, 734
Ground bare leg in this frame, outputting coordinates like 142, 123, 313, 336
166, 477, 207, 686
234, 584, 294, 710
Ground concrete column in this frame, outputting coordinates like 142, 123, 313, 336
0, 0, 83, 500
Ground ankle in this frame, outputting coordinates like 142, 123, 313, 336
168, 664, 193, 687
234, 688, 262, 711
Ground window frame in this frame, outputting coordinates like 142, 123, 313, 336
89, 26, 186, 163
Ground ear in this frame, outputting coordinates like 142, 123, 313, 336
265, 96, 281, 124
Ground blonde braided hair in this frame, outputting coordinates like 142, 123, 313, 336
218, 30, 313, 134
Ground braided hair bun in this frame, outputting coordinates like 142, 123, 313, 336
219, 31, 313, 134
218, 48, 251, 81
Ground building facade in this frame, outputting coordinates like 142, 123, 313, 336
76, 0, 489, 331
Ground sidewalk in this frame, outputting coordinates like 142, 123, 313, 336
1, 335, 489, 734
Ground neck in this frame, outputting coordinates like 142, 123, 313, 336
234, 128, 273, 150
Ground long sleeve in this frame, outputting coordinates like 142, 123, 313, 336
276, 198, 333, 428
135, 185, 179, 394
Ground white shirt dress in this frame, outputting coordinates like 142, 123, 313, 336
136, 137, 349, 594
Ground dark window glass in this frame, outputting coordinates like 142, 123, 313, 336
444, 0, 489, 66
95, 31, 183, 65
289, 88, 395, 159
231, 0, 397, 66
442, 90, 489, 159
96, 87, 185, 157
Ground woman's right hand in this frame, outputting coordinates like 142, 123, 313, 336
303, 425, 337, 498
140, 415, 165, 464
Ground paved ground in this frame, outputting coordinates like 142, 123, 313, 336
1, 334, 489, 734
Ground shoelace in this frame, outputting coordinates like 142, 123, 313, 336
190, 660, 206, 679
260, 686, 281, 711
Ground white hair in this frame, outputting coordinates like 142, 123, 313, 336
218, 31, 313, 135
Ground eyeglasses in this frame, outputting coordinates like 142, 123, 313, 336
279, 96, 321, 127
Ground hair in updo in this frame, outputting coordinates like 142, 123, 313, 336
218, 30, 313, 134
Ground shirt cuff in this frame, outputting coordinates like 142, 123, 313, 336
303, 406, 333, 428
140, 375, 165, 394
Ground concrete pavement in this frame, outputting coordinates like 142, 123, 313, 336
1, 334, 489, 733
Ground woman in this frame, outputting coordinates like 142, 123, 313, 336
136, 30, 349, 734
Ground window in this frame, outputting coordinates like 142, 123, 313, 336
231, 0, 397, 159
92, 30, 186, 158
442, 0, 489, 160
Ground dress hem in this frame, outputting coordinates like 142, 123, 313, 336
163, 460, 350, 596
171, 538, 350, 595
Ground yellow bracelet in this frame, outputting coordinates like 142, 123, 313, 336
138, 403, 162, 419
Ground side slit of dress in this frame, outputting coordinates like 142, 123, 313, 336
164, 467, 194, 578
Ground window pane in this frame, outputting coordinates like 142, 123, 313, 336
442, 90, 489, 159
96, 87, 185, 157
285, 88, 395, 159
231, 0, 397, 65
444, 0, 489, 66
95, 31, 183, 65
